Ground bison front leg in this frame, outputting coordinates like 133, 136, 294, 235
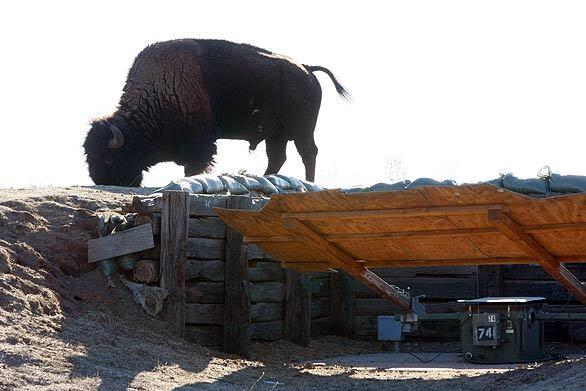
294, 137, 318, 182
264, 132, 288, 176
183, 140, 217, 177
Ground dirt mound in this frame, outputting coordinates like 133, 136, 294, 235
0, 186, 585, 390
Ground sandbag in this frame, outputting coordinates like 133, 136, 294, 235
193, 174, 226, 194
501, 174, 547, 195
300, 180, 323, 192
266, 175, 294, 190
342, 187, 366, 193
219, 175, 250, 195
178, 178, 205, 193
367, 182, 395, 192
276, 174, 307, 192
254, 176, 279, 195
154, 181, 183, 193
406, 178, 456, 189
229, 174, 263, 192
549, 174, 586, 193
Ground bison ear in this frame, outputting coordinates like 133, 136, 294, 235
108, 124, 125, 149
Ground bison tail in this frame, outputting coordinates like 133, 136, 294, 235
303, 65, 350, 100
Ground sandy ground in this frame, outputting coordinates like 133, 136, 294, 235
1, 186, 585, 390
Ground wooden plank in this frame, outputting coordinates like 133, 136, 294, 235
353, 277, 477, 300
245, 243, 276, 260
187, 238, 226, 259
311, 298, 329, 319
311, 276, 330, 297
489, 209, 586, 304
284, 270, 312, 346
477, 265, 502, 297
503, 264, 586, 281
244, 222, 586, 244
284, 219, 412, 310
375, 266, 477, 278
186, 260, 225, 281
503, 280, 581, 301
248, 261, 286, 282
249, 282, 285, 303
185, 303, 224, 324
186, 282, 225, 304
355, 299, 461, 316
152, 214, 227, 239
251, 320, 283, 341
159, 191, 189, 337
87, 223, 155, 263
281, 204, 507, 221
330, 271, 355, 337
281, 256, 586, 271
188, 217, 227, 239
251, 302, 284, 322
133, 259, 159, 283
223, 196, 252, 356
185, 325, 222, 346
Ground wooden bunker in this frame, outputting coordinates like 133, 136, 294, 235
121, 185, 586, 355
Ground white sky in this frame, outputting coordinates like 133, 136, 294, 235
1, 1, 585, 189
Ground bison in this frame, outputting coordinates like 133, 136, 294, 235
83, 39, 348, 186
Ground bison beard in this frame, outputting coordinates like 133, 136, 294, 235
83, 39, 348, 186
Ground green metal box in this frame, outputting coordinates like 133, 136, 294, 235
459, 297, 548, 364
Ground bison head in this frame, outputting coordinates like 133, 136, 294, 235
83, 119, 146, 186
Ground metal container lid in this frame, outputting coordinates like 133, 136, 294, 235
457, 296, 547, 304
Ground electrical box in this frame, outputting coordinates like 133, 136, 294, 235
377, 316, 403, 341
458, 297, 548, 364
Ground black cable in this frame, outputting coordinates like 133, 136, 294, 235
406, 351, 443, 363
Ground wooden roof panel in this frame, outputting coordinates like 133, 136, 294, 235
215, 184, 586, 270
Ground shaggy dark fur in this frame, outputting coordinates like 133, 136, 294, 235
83, 39, 348, 186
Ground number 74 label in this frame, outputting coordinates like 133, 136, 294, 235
476, 326, 494, 340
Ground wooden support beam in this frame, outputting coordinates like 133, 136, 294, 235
244, 222, 586, 245
223, 196, 252, 356
159, 191, 190, 337
284, 219, 412, 310
488, 209, 586, 304
281, 204, 507, 221
279, 255, 586, 272
330, 271, 355, 337
284, 270, 312, 346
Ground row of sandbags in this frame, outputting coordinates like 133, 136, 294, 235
153, 172, 586, 197
153, 173, 323, 196
343, 173, 586, 196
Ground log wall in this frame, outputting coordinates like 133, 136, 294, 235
129, 192, 586, 347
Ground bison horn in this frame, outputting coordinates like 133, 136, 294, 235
108, 124, 125, 149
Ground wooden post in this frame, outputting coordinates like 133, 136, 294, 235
223, 196, 252, 356
477, 265, 502, 298
160, 190, 189, 337
284, 270, 312, 346
330, 271, 355, 337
